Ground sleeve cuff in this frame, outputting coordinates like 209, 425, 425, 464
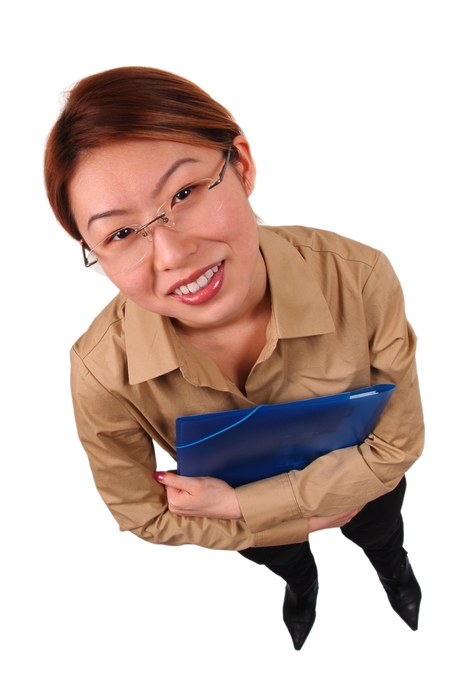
236, 472, 302, 534
252, 517, 309, 547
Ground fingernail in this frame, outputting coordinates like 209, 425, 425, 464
153, 472, 165, 482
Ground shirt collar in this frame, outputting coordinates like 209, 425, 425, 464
125, 301, 180, 384
125, 225, 335, 384
259, 226, 335, 339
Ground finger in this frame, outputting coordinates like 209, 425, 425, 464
333, 508, 358, 523
343, 508, 359, 521
337, 509, 359, 525
153, 471, 192, 490
338, 515, 353, 525
339, 508, 359, 517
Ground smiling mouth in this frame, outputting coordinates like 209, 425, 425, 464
172, 263, 222, 296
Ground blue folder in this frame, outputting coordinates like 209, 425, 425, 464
176, 384, 395, 487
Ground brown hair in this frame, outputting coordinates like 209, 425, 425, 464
44, 66, 243, 241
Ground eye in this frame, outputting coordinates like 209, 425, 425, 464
105, 227, 137, 245
172, 184, 195, 205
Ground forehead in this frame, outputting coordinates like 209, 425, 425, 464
72, 139, 216, 193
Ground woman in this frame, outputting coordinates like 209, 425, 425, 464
45, 66, 424, 650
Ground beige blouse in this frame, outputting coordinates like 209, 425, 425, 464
71, 226, 424, 550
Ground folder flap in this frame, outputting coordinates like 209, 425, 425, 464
176, 384, 395, 487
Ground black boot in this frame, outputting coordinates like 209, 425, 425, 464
378, 556, 421, 630
283, 579, 318, 650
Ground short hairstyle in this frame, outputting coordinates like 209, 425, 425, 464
44, 66, 243, 241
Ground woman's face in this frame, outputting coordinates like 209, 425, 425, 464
69, 136, 266, 332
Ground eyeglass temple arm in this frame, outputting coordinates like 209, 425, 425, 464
208, 148, 231, 190
81, 239, 97, 268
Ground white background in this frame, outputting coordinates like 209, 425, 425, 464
2, 1, 466, 698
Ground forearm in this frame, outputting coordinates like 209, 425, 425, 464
237, 359, 424, 533
125, 503, 308, 549
81, 425, 309, 549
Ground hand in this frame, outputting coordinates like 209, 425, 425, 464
154, 471, 243, 520
307, 508, 359, 534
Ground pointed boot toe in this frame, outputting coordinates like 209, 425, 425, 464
283, 580, 318, 650
378, 556, 421, 630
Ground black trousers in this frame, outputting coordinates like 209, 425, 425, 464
238, 477, 407, 595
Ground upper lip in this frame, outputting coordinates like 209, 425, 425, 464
167, 261, 223, 295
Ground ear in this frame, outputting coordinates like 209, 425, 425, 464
232, 135, 256, 196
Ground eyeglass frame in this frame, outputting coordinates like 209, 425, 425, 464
81, 147, 232, 269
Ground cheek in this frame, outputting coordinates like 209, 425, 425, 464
106, 264, 153, 299
215, 197, 258, 248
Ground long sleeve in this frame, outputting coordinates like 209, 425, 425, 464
71, 348, 308, 549
69, 226, 423, 550
235, 251, 424, 532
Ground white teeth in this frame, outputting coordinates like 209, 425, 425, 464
172, 264, 220, 296
196, 274, 209, 289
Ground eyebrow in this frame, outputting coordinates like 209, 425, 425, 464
86, 157, 200, 230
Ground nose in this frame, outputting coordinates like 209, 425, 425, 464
149, 225, 198, 272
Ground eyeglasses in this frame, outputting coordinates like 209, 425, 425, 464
81, 148, 231, 276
